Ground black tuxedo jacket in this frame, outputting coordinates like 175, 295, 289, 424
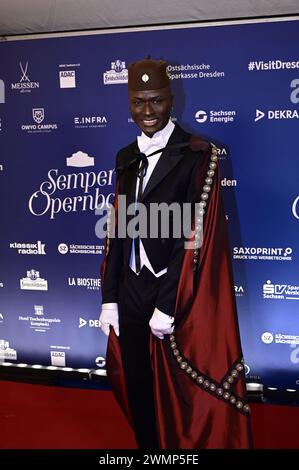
101, 123, 211, 315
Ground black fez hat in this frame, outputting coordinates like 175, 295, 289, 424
128, 58, 170, 91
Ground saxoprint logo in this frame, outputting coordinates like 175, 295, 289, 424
20, 269, 48, 291
195, 109, 236, 124
21, 108, 58, 133
263, 280, 299, 300
11, 62, 40, 93
233, 246, 292, 262
255, 108, 299, 121
103, 60, 128, 85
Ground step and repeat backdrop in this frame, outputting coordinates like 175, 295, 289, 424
0, 18, 298, 389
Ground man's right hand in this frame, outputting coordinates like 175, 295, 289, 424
99, 303, 119, 336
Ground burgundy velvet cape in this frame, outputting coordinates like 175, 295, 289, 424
101, 142, 252, 449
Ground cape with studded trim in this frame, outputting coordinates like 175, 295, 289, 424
101, 133, 252, 449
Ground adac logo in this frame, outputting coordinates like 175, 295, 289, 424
59, 70, 76, 88
103, 60, 128, 85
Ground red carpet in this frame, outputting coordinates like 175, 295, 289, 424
0, 380, 298, 449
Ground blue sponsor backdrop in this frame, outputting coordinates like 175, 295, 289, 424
0, 19, 298, 389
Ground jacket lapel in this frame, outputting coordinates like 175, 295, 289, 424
141, 124, 188, 201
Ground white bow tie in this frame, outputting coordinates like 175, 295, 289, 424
138, 133, 165, 155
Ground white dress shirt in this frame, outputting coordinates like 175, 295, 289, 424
129, 119, 175, 277
102, 120, 175, 312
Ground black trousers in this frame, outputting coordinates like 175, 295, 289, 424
118, 266, 166, 449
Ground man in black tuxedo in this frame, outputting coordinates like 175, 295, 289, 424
99, 58, 213, 448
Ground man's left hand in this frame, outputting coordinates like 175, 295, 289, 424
149, 308, 174, 339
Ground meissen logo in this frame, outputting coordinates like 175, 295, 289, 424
10, 241, 46, 255
21, 108, 58, 133
195, 109, 236, 124
233, 246, 293, 262
263, 280, 299, 300
74, 116, 107, 128
68, 277, 101, 290
103, 60, 128, 85
11, 62, 40, 93
59, 70, 76, 88
20, 269, 48, 291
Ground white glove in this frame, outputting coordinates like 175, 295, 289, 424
149, 308, 174, 340
99, 303, 119, 336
